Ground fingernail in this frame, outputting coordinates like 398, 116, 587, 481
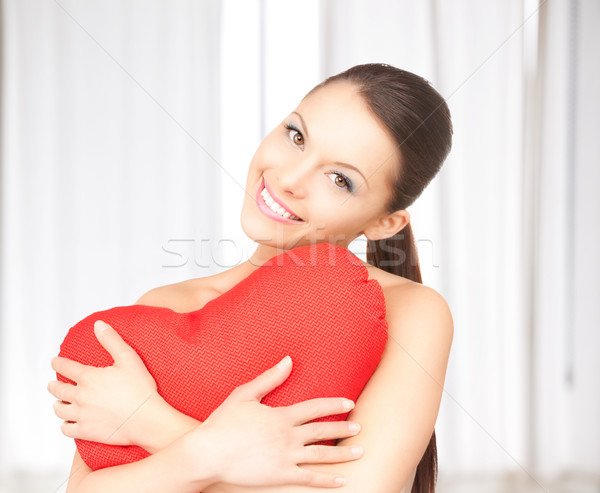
94, 320, 108, 332
335, 477, 346, 486
277, 355, 291, 369
351, 446, 363, 456
349, 422, 360, 433
342, 399, 354, 410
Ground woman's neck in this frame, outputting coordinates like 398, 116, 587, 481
248, 243, 287, 267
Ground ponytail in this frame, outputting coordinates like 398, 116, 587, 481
366, 223, 422, 283
366, 223, 438, 493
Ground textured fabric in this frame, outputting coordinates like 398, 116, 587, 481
57, 243, 388, 470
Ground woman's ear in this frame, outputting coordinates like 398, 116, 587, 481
363, 209, 410, 241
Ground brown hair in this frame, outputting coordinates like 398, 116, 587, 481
311, 63, 453, 492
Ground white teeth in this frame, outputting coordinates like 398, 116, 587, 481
260, 185, 302, 221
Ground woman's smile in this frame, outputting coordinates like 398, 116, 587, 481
256, 176, 305, 224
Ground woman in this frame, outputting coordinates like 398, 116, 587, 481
48, 63, 454, 492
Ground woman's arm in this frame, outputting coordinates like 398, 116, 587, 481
55, 355, 363, 491
203, 283, 454, 493
65, 429, 218, 493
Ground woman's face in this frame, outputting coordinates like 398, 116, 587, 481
241, 81, 403, 251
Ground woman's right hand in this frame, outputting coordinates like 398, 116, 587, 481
49, 320, 199, 453
183, 355, 363, 489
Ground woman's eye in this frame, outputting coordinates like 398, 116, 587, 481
328, 172, 353, 192
290, 129, 304, 146
285, 124, 304, 147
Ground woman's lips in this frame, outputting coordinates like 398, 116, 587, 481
256, 177, 304, 224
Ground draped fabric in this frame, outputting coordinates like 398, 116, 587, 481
1, 1, 598, 491
0, 0, 223, 485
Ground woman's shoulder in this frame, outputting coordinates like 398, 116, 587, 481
134, 274, 223, 313
132, 256, 275, 312
361, 261, 453, 340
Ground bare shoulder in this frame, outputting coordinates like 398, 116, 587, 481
361, 260, 454, 343
384, 281, 454, 345
134, 276, 221, 313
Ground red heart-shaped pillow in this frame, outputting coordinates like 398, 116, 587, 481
57, 243, 388, 470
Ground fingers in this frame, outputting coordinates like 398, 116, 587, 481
286, 444, 365, 488
60, 420, 79, 439
233, 355, 293, 401
93, 320, 137, 364
53, 399, 77, 421
288, 466, 350, 488
47, 380, 77, 403
51, 356, 87, 382
285, 397, 355, 425
297, 443, 364, 466
296, 420, 361, 445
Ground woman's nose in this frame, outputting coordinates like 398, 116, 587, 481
277, 162, 310, 198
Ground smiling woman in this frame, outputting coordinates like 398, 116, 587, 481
48, 63, 453, 493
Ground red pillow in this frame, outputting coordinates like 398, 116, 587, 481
57, 243, 388, 470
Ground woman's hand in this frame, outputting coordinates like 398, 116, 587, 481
48, 320, 180, 450
184, 355, 363, 489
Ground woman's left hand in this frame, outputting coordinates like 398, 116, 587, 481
48, 320, 169, 448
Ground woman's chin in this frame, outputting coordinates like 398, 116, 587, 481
241, 212, 301, 247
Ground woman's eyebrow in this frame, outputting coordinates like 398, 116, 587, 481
292, 111, 309, 139
333, 161, 369, 189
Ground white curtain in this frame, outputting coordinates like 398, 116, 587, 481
532, 0, 600, 484
0, 0, 223, 489
1, 1, 599, 492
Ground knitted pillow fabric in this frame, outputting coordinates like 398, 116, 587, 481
57, 243, 388, 470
